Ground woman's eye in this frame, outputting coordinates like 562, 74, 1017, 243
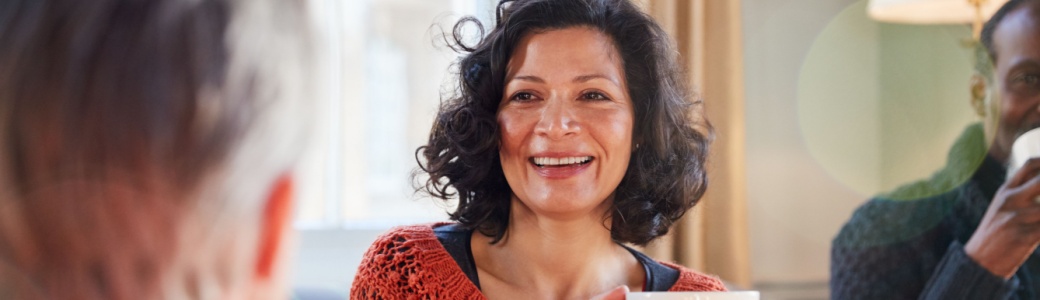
509, 92, 537, 102
581, 91, 610, 101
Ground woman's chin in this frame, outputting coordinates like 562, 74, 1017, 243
514, 194, 612, 220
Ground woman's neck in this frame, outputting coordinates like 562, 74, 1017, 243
471, 197, 644, 299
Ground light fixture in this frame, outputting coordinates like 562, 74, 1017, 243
867, 0, 1009, 39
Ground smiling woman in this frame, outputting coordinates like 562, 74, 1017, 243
350, 0, 722, 299
496, 27, 635, 221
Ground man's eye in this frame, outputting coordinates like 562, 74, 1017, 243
581, 91, 610, 101
1013, 74, 1040, 85
1010, 74, 1040, 95
1025, 74, 1040, 85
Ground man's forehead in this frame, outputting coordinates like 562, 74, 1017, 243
993, 3, 1040, 63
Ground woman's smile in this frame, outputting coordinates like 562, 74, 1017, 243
529, 153, 596, 179
496, 26, 634, 215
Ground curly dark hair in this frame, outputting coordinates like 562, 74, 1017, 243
417, 0, 712, 246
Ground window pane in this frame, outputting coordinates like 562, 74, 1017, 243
296, 0, 496, 228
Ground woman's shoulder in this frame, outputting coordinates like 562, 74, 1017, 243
659, 261, 728, 292
358, 222, 459, 262
350, 222, 483, 299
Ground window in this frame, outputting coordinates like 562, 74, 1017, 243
296, 0, 497, 229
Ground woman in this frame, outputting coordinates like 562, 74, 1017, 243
351, 0, 724, 298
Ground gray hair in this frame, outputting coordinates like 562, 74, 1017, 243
0, 0, 314, 298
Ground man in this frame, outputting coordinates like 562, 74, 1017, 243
832, 0, 1040, 299
0, 0, 313, 299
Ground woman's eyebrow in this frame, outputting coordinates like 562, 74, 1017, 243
573, 73, 619, 86
506, 73, 620, 87
511, 75, 546, 83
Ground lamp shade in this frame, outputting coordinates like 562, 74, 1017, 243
868, 0, 1008, 24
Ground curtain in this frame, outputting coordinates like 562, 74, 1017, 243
635, 0, 753, 289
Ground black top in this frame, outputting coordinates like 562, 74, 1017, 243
433, 223, 680, 291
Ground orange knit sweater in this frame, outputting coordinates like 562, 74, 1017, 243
350, 223, 727, 299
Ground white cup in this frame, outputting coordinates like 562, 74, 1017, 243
626, 291, 760, 300
1008, 127, 1040, 181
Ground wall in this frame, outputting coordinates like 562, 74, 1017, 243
742, 0, 977, 296
878, 24, 976, 191
743, 0, 874, 287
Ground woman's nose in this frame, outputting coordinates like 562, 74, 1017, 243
533, 97, 581, 140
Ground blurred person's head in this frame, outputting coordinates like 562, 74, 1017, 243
975, 0, 1040, 163
418, 0, 711, 245
0, 0, 313, 299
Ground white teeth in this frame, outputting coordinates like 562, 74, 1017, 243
533, 156, 593, 166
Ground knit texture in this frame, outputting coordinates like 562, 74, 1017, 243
351, 223, 726, 299
831, 123, 1040, 299
661, 261, 728, 292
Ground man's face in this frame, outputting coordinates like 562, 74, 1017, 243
990, 4, 1040, 163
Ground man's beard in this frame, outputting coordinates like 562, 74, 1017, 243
1013, 121, 1040, 141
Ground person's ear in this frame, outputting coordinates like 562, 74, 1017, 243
971, 72, 988, 118
255, 173, 294, 279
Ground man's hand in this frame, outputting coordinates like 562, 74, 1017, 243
965, 158, 1040, 278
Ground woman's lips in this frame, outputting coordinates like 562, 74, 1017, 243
529, 156, 594, 179
531, 156, 593, 166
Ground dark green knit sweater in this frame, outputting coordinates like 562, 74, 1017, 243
831, 123, 1040, 299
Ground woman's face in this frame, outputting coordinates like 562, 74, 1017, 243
497, 27, 634, 219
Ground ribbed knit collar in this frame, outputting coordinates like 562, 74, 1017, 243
973, 154, 1007, 203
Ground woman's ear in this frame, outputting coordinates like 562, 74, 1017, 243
970, 72, 988, 118
255, 173, 294, 279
